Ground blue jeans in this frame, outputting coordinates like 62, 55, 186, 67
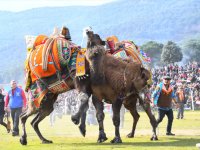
157, 108, 174, 133
10, 107, 22, 134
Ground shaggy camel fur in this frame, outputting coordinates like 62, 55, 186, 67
84, 43, 152, 143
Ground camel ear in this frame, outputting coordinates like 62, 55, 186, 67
141, 67, 149, 80
101, 41, 106, 46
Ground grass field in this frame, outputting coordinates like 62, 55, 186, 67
0, 110, 199, 150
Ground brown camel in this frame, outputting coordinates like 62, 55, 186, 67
84, 29, 158, 142
83, 34, 152, 143
72, 30, 158, 143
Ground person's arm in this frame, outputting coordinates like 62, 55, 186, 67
5, 93, 9, 108
21, 90, 27, 108
4, 93, 10, 111
151, 86, 161, 106
171, 91, 177, 105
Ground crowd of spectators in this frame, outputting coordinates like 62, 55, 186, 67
150, 61, 200, 110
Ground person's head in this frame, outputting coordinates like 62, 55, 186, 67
10, 80, 17, 89
178, 86, 184, 90
163, 75, 171, 85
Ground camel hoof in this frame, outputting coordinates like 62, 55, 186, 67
97, 132, 108, 143
20, 137, 27, 145
71, 115, 80, 125
150, 136, 158, 141
42, 140, 53, 144
79, 125, 86, 137
110, 136, 122, 143
126, 133, 134, 138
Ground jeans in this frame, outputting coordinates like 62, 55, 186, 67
10, 107, 22, 134
177, 103, 184, 119
157, 108, 174, 133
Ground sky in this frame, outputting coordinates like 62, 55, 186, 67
0, 0, 116, 12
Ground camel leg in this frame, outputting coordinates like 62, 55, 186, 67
31, 94, 57, 144
92, 95, 107, 143
124, 98, 140, 138
138, 97, 158, 141
20, 109, 37, 145
71, 77, 91, 125
31, 110, 54, 143
111, 99, 122, 143
78, 111, 87, 137
71, 92, 90, 125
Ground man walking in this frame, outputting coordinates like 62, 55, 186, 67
5, 80, 27, 136
152, 75, 177, 136
176, 86, 186, 119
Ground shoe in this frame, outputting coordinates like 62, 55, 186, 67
176, 117, 179, 119
7, 128, 10, 133
12, 132, 19, 136
166, 132, 175, 136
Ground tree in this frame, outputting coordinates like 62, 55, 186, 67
140, 41, 163, 67
182, 38, 200, 62
161, 41, 183, 64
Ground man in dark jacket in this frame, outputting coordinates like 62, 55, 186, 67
0, 89, 10, 133
151, 75, 177, 136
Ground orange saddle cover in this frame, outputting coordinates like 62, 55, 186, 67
29, 36, 61, 82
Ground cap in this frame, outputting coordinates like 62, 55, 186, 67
163, 75, 171, 80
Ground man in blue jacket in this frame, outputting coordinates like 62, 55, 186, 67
5, 80, 27, 136
151, 75, 177, 136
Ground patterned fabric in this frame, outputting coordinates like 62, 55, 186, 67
29, 81, 48, 108
26, 35, 81, 108
29, 35, 61, 82
113, 49, 128, 59
76, 49, 86, 76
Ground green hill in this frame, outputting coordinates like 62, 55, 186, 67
0, 0, 199, 83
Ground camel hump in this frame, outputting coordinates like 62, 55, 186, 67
33, 35, 49, 47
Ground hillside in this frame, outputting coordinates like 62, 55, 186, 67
0, 0, 199, 83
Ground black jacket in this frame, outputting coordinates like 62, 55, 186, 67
0, 94, 5, 115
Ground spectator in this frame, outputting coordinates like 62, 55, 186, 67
5, 80, 27, 136
0, 89, 10, 133
151, 75, 177, 136
176, 86, 186, 119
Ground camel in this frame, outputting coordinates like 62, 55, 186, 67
20, 35, 93, 145
83, 33, 153, 143
72, 30, 158, 143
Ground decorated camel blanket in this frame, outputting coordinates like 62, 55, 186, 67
25, 35, 82, 108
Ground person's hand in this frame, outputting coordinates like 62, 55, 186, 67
22, 107, 27, 112
4, 107, 9, 112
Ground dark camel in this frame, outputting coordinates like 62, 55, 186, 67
85, 32, 152, 143
72, 30, 158, 143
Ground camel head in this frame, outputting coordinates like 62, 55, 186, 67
85, 31, 107, 84
86, 31, 105, 48
85, 31, 106, 65
132, 66, 151, 92
85, 45, 106, 65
